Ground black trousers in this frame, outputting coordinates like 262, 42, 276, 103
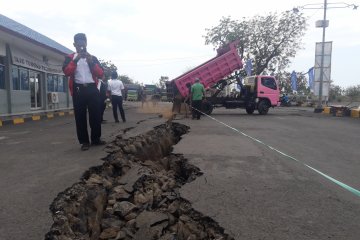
72, 83, 101, 144
100, 100, 106, 121
192, 100, 202, 119
111, 95, 126, 122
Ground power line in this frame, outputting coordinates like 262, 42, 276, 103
109, 54, 213, 62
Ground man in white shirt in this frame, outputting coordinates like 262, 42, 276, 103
107, 71, 126, 123
63, 33, 105, 151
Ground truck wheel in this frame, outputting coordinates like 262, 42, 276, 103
258, 100, 269, 115
246, 107, 255, 114
202, 101, 213, 115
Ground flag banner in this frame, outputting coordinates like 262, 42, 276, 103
245, 59, 252, 76
291, 71, 297, 91
308, 67, 314, 89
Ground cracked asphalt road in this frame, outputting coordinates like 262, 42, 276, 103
0, 102, 165, 240
1, 103, 360, 240
175, 107, 360, 239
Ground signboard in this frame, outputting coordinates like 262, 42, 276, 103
314, 41, 332, 98
11, 47, 63, 74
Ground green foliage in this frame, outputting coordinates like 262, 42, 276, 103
98, 59, 117, 80
345, 85, 360, 101
276, 71, 310, 95
329, 84, 344, 101
119, 75, 134, 84
204, 11, 307, 75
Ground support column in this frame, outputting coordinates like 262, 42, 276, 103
5, 44, 12, 114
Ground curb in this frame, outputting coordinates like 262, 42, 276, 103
0, 110, 74, 127
321, 107, 360, 118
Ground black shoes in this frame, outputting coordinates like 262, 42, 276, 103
115, 119, 126, 123
80, 140, 105, 151
81, 143, 90, 151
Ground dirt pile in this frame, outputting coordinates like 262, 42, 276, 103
45, 122, 233, 240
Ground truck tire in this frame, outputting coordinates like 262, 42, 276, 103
246, 106, 255, 114
258, 100, 269, 115
202, 101, 213, 115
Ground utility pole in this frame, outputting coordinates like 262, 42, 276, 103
293, 1, 357, 113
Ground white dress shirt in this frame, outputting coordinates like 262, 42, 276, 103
108, 79, 124, 96
73, 53, 94, 84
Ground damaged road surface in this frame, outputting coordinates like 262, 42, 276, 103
46, 122, 233, 240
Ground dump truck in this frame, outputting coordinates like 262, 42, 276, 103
166, 40, 280, 115
124, 84, 141, 101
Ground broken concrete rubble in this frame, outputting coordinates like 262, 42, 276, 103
45, 123, 234, 240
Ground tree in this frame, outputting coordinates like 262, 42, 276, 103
276, 71, 310, 94
204, 11, 307, 75
345, 85, 360, 101
329, 84, 344, 102
157, 76, 169, 90
119, 75, 134, 84
99, 59, 117, 80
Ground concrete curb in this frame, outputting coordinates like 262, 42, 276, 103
321, 106, 360, 118
0, 110, 74, 127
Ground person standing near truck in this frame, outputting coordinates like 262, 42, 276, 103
191, 78, 205, 120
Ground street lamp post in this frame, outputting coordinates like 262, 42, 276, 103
293, 1, 357, 112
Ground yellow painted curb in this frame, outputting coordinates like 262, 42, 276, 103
351, 109, 360, 118
32, 115, 41, 121
47, 113, 54, 119
13, 118, 25, 124
323, 107, 331, 114
58, 112, 65, 116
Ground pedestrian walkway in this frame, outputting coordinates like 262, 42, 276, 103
0, 109, 74, 127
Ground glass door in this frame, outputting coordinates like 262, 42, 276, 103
30, 71, 42, 109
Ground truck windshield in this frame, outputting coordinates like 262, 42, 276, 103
261, 77, 277, 90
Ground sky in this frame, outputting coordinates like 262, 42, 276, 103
1, 0, 359, 88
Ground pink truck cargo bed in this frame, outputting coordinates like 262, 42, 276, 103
172, 41, 243, 98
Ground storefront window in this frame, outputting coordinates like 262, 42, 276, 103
47, 74, 54, 92
47, 74, 66, 92
20, 68, 29, 90
12, 66, 20, 90
53, 75, 59, 92
0, 64, 5, 89
58, 76, 64, 92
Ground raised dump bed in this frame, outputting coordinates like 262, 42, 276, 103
172, 40, 243, 98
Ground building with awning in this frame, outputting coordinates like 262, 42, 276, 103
0, 14, 73, 116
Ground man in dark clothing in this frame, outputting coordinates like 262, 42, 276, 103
99, 79, 108, 123
62, 33, 105, 151
107, 71, 126, 123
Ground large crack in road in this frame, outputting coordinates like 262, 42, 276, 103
46, 122, 234, 240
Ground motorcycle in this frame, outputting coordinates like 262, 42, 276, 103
280, 96, 291, 107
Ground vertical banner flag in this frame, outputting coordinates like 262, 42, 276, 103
307, 67, 314, 90
291, 71, 297, 91
245, 59, 252, 76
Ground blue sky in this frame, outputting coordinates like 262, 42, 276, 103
1, 0, 359, 88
